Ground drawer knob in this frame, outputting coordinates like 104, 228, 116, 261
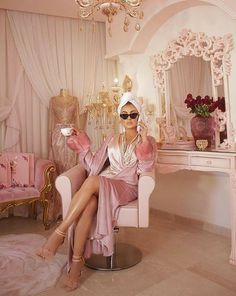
206, 160, 212, 165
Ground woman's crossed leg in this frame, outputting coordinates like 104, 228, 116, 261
36, 175, 99, 260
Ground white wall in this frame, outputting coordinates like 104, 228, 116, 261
153, 170, 230, 228
118, 5, 236, 228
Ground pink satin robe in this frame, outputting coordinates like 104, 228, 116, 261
67, 132, 156, 259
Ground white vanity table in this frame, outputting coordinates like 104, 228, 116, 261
150, 29, 235, 265
156, 148, 236, 265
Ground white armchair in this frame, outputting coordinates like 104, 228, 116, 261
55, 164, 155, 270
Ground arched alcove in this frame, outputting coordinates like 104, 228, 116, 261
106, 0, 236, 57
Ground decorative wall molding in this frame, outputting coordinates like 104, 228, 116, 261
151, 29, 234, 93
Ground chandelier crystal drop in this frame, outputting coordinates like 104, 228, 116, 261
75, 0, 144, 37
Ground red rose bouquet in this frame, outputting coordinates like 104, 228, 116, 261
184, 94, 225, 118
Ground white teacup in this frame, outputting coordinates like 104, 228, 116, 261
60, 127, 74, 137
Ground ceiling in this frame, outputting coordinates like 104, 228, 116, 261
1, 1, 235, 22
0, 0, 107, 21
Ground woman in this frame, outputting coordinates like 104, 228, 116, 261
37, 92, 156, 290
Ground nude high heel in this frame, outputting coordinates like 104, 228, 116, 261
65, 255, 85, 291
36, 228, 66, 261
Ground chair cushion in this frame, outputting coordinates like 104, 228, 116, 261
116, 200, 138, 227
0, 187, 40, 203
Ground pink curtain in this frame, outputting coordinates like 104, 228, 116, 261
0, 9, 116, 156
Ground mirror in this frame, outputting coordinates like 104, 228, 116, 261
151, 29, 234, 149
167, 56, 213, 139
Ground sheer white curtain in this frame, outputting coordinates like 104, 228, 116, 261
167, 56, 213, 136
0, 10, 116, 156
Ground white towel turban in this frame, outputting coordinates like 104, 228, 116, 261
117, 92, 142, 115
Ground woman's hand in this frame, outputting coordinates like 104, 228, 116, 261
71, 128, 82, 136
66, 129, 91, 152
137, 120, 148, 142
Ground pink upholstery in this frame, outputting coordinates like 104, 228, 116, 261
34, 158, 54, 191
55, 165, 87, 219
1, 152, 35, 186
0, 155, 11, 187
0, 187, 40, 203
117, 172, 155, 227
0, 153, 55, 229
56, 165, 155, 229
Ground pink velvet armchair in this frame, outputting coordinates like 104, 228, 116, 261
56, 164, 155, 270
0, 154, 55, 229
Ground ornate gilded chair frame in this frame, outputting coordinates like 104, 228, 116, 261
0, 163, 55, 230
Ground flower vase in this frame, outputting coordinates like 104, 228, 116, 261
191, 116, 216, 148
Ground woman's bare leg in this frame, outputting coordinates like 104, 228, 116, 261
66, 195, 98, 290
37, 176, 99, 259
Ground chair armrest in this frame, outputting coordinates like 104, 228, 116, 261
55, 164, 87, 219
138, 170, 156, 228
35, 158, 55, 192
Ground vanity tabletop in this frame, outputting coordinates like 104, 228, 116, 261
157, 142, 236, 155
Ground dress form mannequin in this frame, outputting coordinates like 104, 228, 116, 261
49, 89, 79, 174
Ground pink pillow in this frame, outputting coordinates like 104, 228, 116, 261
0, 154, 11, 188
3, 153, 35, 187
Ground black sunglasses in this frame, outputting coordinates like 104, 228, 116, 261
120, 113, 139, 120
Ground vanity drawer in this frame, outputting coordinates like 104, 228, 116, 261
157, 153, 188, 165
190, 156, 231, 169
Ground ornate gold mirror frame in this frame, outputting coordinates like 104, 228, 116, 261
151, 29, 234, 149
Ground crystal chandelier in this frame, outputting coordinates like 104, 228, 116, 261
75, 0, 144, 36
85, 82, 121, 142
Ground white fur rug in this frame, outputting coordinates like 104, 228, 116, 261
0, 233, 67, 296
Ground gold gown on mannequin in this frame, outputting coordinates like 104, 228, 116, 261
49, 89, 79, 174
